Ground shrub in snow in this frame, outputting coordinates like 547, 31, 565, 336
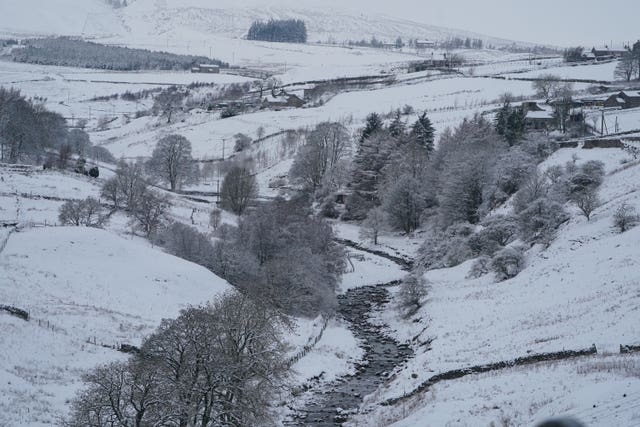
513, 171, 551, 214
467, 256, 491, 279
417, 223, 474, 270
398, 272, 429, 318
130, 190, 170, 237
319, 196, 340, 219
518, 198, 568, 244
58, 197, 107, 228
572, 188, 600, 221
159, 222, 215, 268
88, 166, 99, 178
613, 203, 639, 233
360, 207, 386, 245
482, 148, 536, 211
233, 133, 252, 152
490, 246, 525, 281
468, 215, 519, 256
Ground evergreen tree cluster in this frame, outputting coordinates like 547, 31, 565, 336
247, 19, 307, 43
494, 102, 526, 146
13, 37, 227, 71
344, 110, 435, 225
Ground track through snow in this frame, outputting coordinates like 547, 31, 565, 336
288, 284, 413, 426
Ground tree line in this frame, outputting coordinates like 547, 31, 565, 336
0, 87, 112, 165
12, 38, 227, 71
247, 19, 307, 43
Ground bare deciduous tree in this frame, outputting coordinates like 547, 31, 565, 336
130, 190, 170, 236
69, 291, 289, 427
101, 160, 148, 211
58, 197, 108, 227
573, 188, 600, 221
397, 272, 428, 318
613, 202, 639, 232
209, 208, 222, 230
146, 134, 197, 191
532, 74, 562, 102
152, 86, 185, 123
615, 52, 639, 81
220, 166, 257, 215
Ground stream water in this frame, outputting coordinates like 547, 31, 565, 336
288, 284, 413, 426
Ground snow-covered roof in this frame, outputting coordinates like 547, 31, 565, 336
263, 95, 288, 104
526, 109, 554, 119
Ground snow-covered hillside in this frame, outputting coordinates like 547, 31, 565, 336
0, 226, 231, 425
0, 164, 364, 426
0, 0, 528, 48
0, 0, 125, 37
348, 145, 640, 426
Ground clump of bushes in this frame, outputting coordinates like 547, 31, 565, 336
58, 197, 108, 227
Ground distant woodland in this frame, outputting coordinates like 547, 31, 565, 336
247, 19, 307, 43
12, 38, 228, 71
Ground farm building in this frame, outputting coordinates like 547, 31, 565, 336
590, 46, 629, 60
603, 91, 640, 109
518, 102, 556, 130
191, 64, 220, 73
415, 39, 436, 50
262, 92, 304, 110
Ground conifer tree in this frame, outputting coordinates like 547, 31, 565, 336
410, 112, 435, 153
360, 112, 383, 143
388, 109, 407, 140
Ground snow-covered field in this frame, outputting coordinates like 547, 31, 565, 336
504, 60, 619, 81
91, 75, 551, 161
587, 106, 640, 135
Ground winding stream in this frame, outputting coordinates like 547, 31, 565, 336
289, 284, 413, 426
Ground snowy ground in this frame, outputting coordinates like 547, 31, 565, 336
503, 60, 619, 81
587, 106, 640, 135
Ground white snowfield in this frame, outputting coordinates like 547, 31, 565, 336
350, 147, 640, 427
